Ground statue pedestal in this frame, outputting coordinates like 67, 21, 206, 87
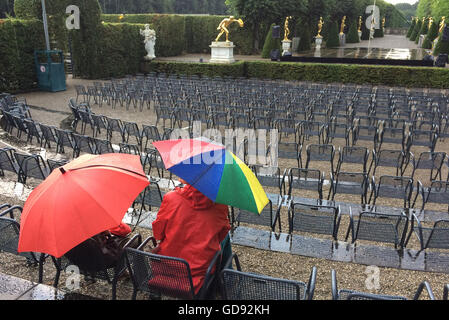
418, 34, 426, 47
369, 29, 374, 39
210, 41, 235, 64
358, 31, 362, 42
282, 40, 292, 56
315, 37, 323, 50
339, 33, 346, 46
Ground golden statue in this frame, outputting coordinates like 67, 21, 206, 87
283, 16, 293, 41
358, 16, 362, 32
382, 17, 386, 29
215, 16, 244, 42
428, 17, 433, 30
340, 16, 346, 35
317, 17, 324, 38
440, 16, 446, 34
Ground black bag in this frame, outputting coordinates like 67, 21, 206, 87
65, 232, 128, 272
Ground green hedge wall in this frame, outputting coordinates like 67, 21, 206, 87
141, 60, 449, 89
101, 14, 254, 55
0, 19, 46, 93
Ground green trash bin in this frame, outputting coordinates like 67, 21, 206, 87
34, 50, 67, 92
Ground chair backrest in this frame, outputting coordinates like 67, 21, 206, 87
425, 181, 449, 205
351, 211, 408, 247
234, 200, 276, 230
47, 159, 68, 172
289, 202, 340, 239
337, 146, 369, 172
288, 168, 323, 199
125, 248, 196, 299
0, 148, 19, 174
251, 165, 282, 192
373, 175, 414, 205
220, 269, 307, 300
93, 138, 115, 154
331, 172, 368, 196
13, 153, 48, 182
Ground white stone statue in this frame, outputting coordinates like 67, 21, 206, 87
140, 24, 156, 60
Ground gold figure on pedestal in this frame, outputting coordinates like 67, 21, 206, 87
428, 17, 433, 30
340, 16, 346, 35
284, 16, 293, 41
440, 16, 446, 34
215, 16, 244, 42
358, 16, 362, 32
316, 17, 324, 38
382, 17, 386, 29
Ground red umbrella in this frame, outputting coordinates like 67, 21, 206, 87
18, 153, 149, 258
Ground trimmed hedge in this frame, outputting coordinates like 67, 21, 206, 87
0, 19, 46, 93
261, 23, 281, 59
141, 60, 247, 78
346, 20, 360, 43
141, 60, 449, 89
102, 14, 254, 55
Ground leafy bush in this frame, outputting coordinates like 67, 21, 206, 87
326, 21, 340, 48
406, 18, 416, 38
422, 19, 439, 49
0, 18, 46, 92
297, 23, 312, 52
261, 23, 281, 59
415, 18, 429, 44
410, 18, 422, 42
346, 19, 360, 43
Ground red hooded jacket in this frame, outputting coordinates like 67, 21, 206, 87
152, 184, 230, 294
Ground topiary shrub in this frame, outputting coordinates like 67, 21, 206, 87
410, 18, 422, 41
374, 26, 384, 38
325, 21, 340, 48
422, 19, 439, 49
297, 23, 311, 52
346, 19, 360, 43
434, 35, 449, 56
415, 18, 429, 44
407, 18, 416, 38
13, 0, 42, 19
261, 23, 281, 58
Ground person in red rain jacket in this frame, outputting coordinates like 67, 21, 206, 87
151, 179, 231, 295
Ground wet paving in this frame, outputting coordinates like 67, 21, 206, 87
297, 47, 427, 61
0, 272, 97, 300
231, 226, 449, 274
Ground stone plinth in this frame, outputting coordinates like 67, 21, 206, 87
339, 33, 346, 46
282, 40, 292, 56
315, 37, 323, 50
210, 41, 236, 64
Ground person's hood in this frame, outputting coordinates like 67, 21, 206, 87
177, 184, 215, 210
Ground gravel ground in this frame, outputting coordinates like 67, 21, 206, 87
1, 76, 449, 300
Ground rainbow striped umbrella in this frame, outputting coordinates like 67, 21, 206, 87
153, 138, 269, 214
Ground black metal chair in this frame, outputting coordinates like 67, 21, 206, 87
51, 233, 142, 300
251, 165, 286, 197
287, 168, 324, 201
72, 133, 96, 157
414, 180, 449, 212
132, 183, 164, 228
232, 198, 282, 233
47, 159, 68, 172
335, 146, 369, 174
125, 236, 221, 300
331, 270, 435, 300
13, 152, 50, 184
221, 253, 317, 300
369, 149, 406, 177
288, 202, 341, 240
369, 175, 414, 209
407, 152, 446, 181
272, 142, 302, 168
39, 124, 59, 149
0, 205, 44, 282
305, 144, 336, 175
405, 214, 449, 251
54, 128, 77, 156
345, 210, 409, 249
0, 147, 20, 178
329, 172, 369, 205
